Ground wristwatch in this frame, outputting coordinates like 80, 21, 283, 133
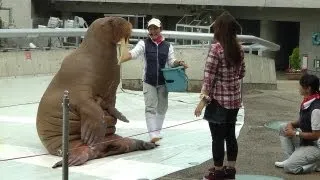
295, 131, 300, 137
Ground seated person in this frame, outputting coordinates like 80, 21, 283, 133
275, 73, 320, 174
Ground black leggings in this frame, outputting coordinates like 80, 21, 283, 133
209, 122, 238, 167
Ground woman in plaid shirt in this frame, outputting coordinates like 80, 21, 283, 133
194, 11, 245, 180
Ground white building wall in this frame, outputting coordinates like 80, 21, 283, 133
299, 19, 320, 73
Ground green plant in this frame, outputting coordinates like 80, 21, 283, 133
289, 47, 301, 70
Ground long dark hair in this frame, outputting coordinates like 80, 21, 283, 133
213, 11, 242, 67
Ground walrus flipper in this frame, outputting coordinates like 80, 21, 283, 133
52, 145, 91, 168
79, 99, 108, 145
94, 96, 129, 123
106, 106, 129, 123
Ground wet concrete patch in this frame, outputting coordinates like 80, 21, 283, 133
264, 120, 288, 131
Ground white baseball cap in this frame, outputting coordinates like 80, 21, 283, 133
147, 18, 161, 28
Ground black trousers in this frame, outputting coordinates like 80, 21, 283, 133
204, 100, 239, 166
209, 122, 238, 166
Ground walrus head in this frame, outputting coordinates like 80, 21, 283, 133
102, 16, 132, 45
103, 17, 132, 64
82, 17, 132, 63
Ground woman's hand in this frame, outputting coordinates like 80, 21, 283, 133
284, 127, 296, 137
176, 60, 189, 69
285, 123, 294, 131
194, 100, 206, 117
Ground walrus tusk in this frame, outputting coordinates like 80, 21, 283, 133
118, 38, 129, 65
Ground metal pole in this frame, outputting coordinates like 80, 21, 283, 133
62, 90, 69, 180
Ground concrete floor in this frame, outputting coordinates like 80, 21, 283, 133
0, 74, 245, 180
159, 80, 320, 180
3, 75, 316, 180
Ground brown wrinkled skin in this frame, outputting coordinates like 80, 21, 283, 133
36, 17, 156, 168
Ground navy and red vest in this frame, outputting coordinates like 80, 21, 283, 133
299, 99, 320, 146
144, 38, 170, 86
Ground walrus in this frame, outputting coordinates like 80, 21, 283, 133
36, 17, 156, 168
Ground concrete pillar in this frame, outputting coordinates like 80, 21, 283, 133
260, 20, 277, 58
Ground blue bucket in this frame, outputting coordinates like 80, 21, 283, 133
161, 66, 188, 92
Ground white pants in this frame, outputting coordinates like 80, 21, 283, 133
143, 82, 168, 139
279, 124, 320, 174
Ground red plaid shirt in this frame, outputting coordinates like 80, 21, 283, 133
201, 42, 245, 109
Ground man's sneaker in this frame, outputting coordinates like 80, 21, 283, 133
275, 160, 287, 168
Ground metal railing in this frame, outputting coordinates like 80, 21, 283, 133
0, 28, 280, 52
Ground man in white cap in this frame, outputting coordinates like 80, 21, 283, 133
119, 18, 188, 143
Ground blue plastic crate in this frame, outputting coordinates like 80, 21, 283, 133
161, 66, 188, 92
